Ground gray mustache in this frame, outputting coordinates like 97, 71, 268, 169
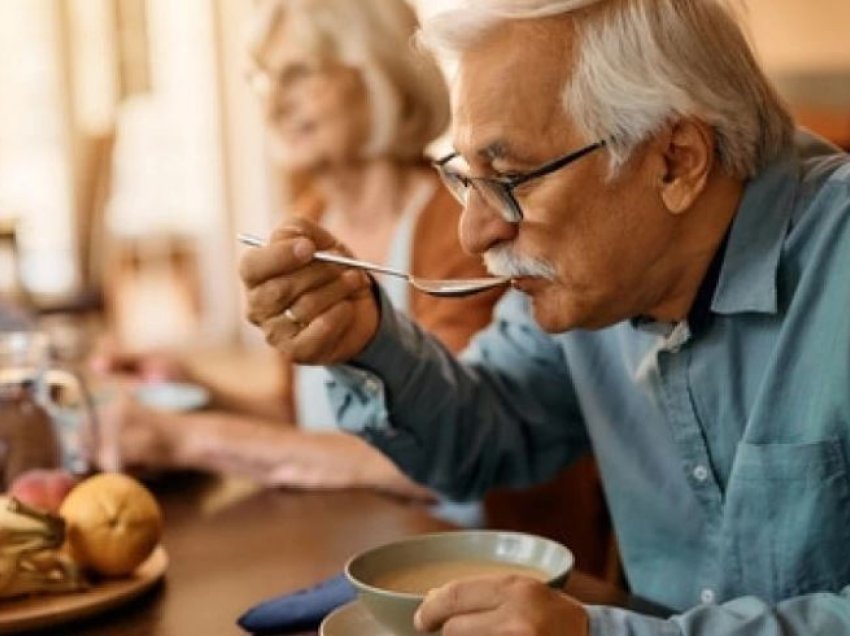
483, 245, 557, 280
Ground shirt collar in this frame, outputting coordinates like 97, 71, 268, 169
687, 227, 729, 333
710, 153, 799, 316
629, 149, 799, 341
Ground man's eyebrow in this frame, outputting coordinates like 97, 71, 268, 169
440, 139, 533, 170
479, 141, 509, 162
475, 140, 537, 167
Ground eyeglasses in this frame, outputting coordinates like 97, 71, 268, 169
433, 140, 606, 223
243, 62, 324, 101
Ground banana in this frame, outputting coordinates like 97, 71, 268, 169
0, 495, 86, 599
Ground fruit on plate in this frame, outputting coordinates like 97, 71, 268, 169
0, 495, 86, 599
59, 473, 162, 577
8, 469, 78, 514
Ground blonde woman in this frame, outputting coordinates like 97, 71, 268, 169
93, 0, 499, 510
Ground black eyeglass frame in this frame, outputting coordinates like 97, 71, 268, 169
433, 139, 606, 222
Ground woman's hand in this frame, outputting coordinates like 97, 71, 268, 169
414, 576, 589, 636
239, 219, 378, 364
94, 391, 182, 473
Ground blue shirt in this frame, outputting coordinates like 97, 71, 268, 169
327, 134, 850, 635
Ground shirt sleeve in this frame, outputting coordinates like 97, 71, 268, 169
327, 287, 591, 501
587, 586, 850, 635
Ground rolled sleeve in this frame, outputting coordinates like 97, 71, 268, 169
326, 364, 389, 434
326, 285, 401, 435
328, 287, 588, 501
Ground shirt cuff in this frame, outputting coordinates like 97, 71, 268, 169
326, 284, 399, 434
326, 364, 389, 434
586, 605, 681, 636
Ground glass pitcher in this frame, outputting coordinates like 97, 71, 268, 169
0, 330, 98, 490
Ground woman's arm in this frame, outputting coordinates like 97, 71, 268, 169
97, 396, 433, 500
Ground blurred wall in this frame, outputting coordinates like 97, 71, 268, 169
747, 0, 850, 73
414, 1, 850, 73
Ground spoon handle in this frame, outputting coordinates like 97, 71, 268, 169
237, 233, 409, 280
311, 252, 409, 280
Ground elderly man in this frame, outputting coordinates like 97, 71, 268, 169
240, 0, 850, 634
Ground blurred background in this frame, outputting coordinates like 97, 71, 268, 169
1, 0, 848, 356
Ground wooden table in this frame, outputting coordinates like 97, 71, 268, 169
28, 473, 655, 635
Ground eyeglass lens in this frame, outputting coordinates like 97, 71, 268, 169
438, 173, 521, 223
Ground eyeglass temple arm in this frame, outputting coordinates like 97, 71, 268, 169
433, 141, 605, 187
510, 140, 606, 186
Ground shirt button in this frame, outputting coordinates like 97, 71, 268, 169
700, 588, 716, 604
692, 465, 709, 482
364, 378, 381, 394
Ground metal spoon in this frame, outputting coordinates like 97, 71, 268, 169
237, 232, 509, 298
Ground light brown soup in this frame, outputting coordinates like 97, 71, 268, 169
371, 560, 550, 594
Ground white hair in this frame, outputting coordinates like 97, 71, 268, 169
249, 0, 450, 161
420, 0, 793, 178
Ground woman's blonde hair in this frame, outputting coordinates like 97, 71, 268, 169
248, 0, 450, 161
420, 0, 794, 178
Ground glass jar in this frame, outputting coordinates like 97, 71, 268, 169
0, 330, 97, 490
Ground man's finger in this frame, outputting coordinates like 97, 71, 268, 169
269, 216, 346, 253
239, 236, 315, 288
288, 300, 356, 363
284, 270, 370, 327
245, 261, 342, 326
414, 578, 505, 633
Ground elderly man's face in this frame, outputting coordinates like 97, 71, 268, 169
452, 18, 680, 332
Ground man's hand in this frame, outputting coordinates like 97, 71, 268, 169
414, 575, 589, 636
239, 219, 378, 364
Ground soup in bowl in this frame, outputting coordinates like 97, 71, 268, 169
345, 530, 573, 635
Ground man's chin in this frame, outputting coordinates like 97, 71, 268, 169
516, 279, 618, 333
532, 296, 627, 333
529, 303, 581, 333
513, 279, 579, 333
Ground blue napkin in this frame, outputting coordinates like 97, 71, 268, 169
237, 573, 357, 635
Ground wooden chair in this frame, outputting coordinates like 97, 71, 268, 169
795, 106, 850, 151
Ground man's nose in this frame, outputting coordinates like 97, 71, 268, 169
459, 197, 519, 255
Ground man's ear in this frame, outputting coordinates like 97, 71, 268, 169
658, 119, 715, 215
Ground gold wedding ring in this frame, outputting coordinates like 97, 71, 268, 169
283, 307, 306, 332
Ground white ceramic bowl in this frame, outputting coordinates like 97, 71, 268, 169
346, 530, 573, 636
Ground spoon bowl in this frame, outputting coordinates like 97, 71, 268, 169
237, 233, 509, 298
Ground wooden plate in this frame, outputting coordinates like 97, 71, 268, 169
0, 545, 168, 634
